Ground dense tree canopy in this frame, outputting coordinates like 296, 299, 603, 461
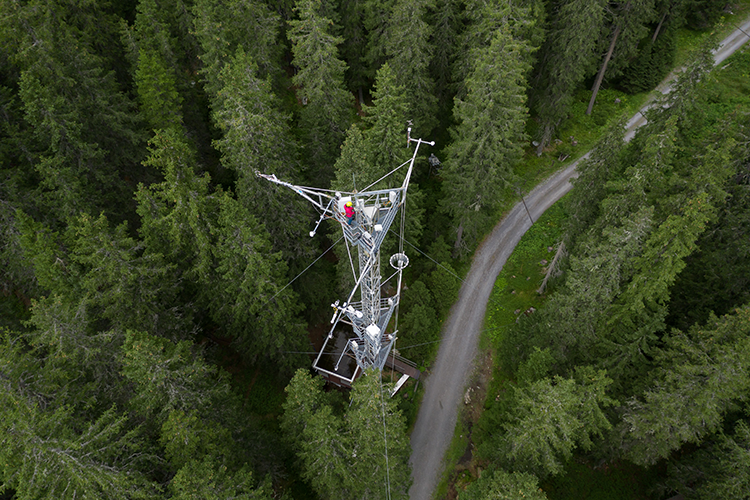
0, 0, 744, 497
494, 36, 750, 499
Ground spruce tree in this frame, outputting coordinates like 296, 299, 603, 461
666, 419, 750, 500
459, 469, 548, 500
169, 458, 272, 500
69, 213, 188, 339
121, 330, 233, 422
0, 334, 157, 499
340, 0, 370, 94
442, 25, 530, 253
382, 0, 438, 137
126, 0, 211, 157
192, 0, 282, 95
498, 368, 614, 478
134, 48, 185, 133
0, 403, 157, 500
210, 47, 312, 260
363, 0, 397, 80
362, 63, 412, 181
1, 0, 144, 221
454, 0, 543, 99
288, 0, 354, 183
615, 306, 750, 466
281, 368, 412, 499
427, 0, 464, 112
531, 0, 608, 153
136, 128, 307, 367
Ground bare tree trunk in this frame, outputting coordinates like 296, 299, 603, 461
536, 122, 554, 156
652, 11, 667, 42
586, 23, 622, 116
537, 242, 566, 294
453, 221, 463, 257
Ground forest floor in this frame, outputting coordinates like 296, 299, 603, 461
408, 12, 750, 500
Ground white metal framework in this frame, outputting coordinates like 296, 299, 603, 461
257, 128, 433, 385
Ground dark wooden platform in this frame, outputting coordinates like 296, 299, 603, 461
385, 353, 421, 380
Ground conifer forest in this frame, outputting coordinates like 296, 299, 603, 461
1, 0, 749, 499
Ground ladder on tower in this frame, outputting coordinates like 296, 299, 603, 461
257, 127, 434, 389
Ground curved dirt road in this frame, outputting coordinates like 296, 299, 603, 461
408, 18, 750, 500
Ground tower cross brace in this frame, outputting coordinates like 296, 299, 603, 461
257, 129, 433, 385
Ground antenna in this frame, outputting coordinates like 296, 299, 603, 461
257, 128, 433, 387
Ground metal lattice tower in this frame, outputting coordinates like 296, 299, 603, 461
257, 128, 433, 386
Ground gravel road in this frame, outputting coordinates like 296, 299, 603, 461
407, 18, 750, 500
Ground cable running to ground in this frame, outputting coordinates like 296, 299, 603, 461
388, 229, 465, 283
263, 235, 344, 306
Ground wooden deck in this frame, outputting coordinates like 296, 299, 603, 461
385, 353, 421, 380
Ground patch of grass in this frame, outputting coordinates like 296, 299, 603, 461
542, 458, 662, 500
469, 201, 568, 462
484, 201, 567, 348
713, 43, 750, 102
488, 87, 650, 243
471, 355, 513, 457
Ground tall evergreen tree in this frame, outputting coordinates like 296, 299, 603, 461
192, 0, 282, 95
332, 63, 421, 239
169, 458, 272, 500
361, 63, 413, 181
531, 0, 607, 154
0, 332, 157, 499
458, 469, 548, 500
0, 401, 157, 500
454, 0, 543, 99
515, 205, 653, 371
665, 418, 750, 500
340, 0, 370, 95
668, 140, 750, 330
363, 0, 397, 80
288, 0, 354, 183
127, 0, 187, 134
427, 0, 465, 111
124, 0, 213, 159
135, 48, 185, 133
121, 330, 233, 422
563, 118, 629, 246
332, 125, 376, 191
210, 48, 311, 259
497, 368, 614, 478
615, 306, 750, 466
586, 0, 656, 115
0, 0, 144, 222
69, 213, 188, 339
136, 128, 307, 367
0, 202, 38, 297
281, 368, 412, 499
382, 0, 438, 137
442, 25, 531, 253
